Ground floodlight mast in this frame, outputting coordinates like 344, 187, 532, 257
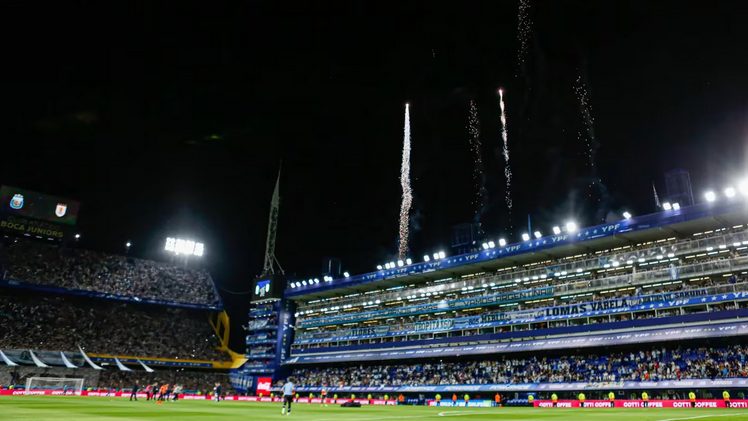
262, 165, 284, 276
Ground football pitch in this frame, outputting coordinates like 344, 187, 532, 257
2, 397, 748, 421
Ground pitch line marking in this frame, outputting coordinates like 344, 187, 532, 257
657, 413, 748, 421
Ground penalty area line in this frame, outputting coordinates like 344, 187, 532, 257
437, 411, 485, 417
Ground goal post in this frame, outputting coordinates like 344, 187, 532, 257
25, 377, 85, 395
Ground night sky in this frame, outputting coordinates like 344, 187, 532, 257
1, 1, 747, 348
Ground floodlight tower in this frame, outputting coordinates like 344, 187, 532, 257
261, 167, 284, 276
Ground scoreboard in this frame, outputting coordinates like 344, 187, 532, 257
251, 275, 284, 302
0, 186, 80, 240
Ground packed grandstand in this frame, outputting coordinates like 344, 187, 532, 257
0, 236, 237, 395
269, 198, 748, 403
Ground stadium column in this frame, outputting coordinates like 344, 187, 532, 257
274, 297, 296, 381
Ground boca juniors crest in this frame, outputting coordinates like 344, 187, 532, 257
9, 194, 24, 209
55, 203, 67, 217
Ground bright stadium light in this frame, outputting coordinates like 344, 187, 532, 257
165, 237, 204, 257
739, 179, 748, 196
433, 252, 440, 260
704, 191, 716, 202
389, 261, 395, 268
565, 221, 578, 233
302, 280, 307, 286
344, 271, 350, 278
482, 242, 489, 250
487, 241, 496, 248
552, 226, 561, 235
438, 251, 446, 259
498, 238, 507, 247
662, 202, 672, 210
397, 260, 404, 267
725, 186, 736, 198
672, 202, 681, 210
533, 231, 542, 239
622, 211, 632, 220
405, 258, 412, 265
376, 265, 383, 270
521, 233, 530, 242
423, 255, 430, 262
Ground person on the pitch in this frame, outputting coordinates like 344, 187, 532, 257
578, 392, 585, 408
608, 391, 615, 408
368, 393, 373, 405
641, 391, 649, 408
320, 385, 328, 407
463, 393, 470, 406
689, 391, 696, 408
723, 390, 731, 408
145, 384, 153, 401
129, 381, 139, 401
551, 393, 558, 407
527, 394, 533, 406
435, 393, 442, 406
495, 393, 501, 407
281, 377, 295, 416
452, 393, 457, 406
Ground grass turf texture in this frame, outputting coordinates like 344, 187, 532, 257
2, 397, 748, 421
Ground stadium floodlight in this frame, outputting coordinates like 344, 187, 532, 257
704, 191, 717, 202
384, 263, 391, 269
552, 226, 561, 235
487, 240, 496, 248
165, 237, 205, 257
289, 283, 295, 288
423, 255, 430, 262
725, 186, 736, 198
74, 233, 81, 240
739, 179, 748, 196
521, 233, 530, 242
405, 258, 412, 265
565, 221, 578, 233
482, 242, 489, 250
438, 251, 446, 259
314, 278, 320, 284
397, 260, 404, 267
301, 280, 307, 286
376, 265, 383, 270
433, 252, 440, 260
662, 202, 672, 210
622, 211, 632, 220
389, 261, 396, 268
126, 241, 132, 248
498, 238, 507, 247
672, 202, 681, 210
533, 231, 542, 239
344, 271, 350, 278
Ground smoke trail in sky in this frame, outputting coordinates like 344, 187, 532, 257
398, 103, 413, 259
498, 89, 513, 227
467, 100, 486, 224
516, 0, 532, 76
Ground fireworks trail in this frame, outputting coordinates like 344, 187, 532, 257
574, 73, 604, 199
516, 0, 532, 75
467, 100, 486, 224
498, 89, 513, 226
398, 103, 413, 259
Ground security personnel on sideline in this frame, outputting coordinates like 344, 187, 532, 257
551, 393, 558, 407
689, 391, 696, 408
350, 393, 356, 403
464, 394, 470, 406
495, 393, 502, 407
641, 391, 649, 408
384, 394, 389, 405
578, 392, 586, 408
723, 390, 731, 408
368, 393, 373, 405
435, 393, 442, 406
527, 394, 534, 406
608, 391, 615, 408
452, 393, 458, 405
333, 393, 338, 404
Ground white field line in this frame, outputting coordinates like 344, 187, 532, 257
657, 413, 748, 421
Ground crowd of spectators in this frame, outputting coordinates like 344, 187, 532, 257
0, 290, 227, 361
290, 345, 748, 387
98, 369, 235, 394
0, 238, 220, 306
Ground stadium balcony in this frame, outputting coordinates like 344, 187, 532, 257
0, 237, 222, 309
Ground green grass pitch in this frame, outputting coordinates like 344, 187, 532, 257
2, 397, 748, 421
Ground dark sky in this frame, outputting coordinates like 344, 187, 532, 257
1, 1, 747, 347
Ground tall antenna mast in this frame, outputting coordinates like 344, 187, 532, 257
262, 165, 284, 276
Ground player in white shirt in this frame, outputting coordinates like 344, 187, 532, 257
281, 378, 295, 416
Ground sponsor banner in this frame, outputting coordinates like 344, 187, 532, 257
427, 400, 494, 407
0, 214, 67, 240
256, 377, 272, 395
534, 400, 748, 408
287, 321, 748, 364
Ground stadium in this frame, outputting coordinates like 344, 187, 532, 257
4, 2, 748, 421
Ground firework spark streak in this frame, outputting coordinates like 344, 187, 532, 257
467, 100, 485, 221
398, 103, 413, 259
498, 89, 513, 223
516, 0, 532, 75
574, 73, 604, 200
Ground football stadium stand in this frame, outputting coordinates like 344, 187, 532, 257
237, 198, 748, 400
0, 237, 242, 393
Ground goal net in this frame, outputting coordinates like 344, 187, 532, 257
25, 377, 85, 395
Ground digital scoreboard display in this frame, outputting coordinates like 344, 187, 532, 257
251, 276, 283, 302
0, 186, 80, 225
